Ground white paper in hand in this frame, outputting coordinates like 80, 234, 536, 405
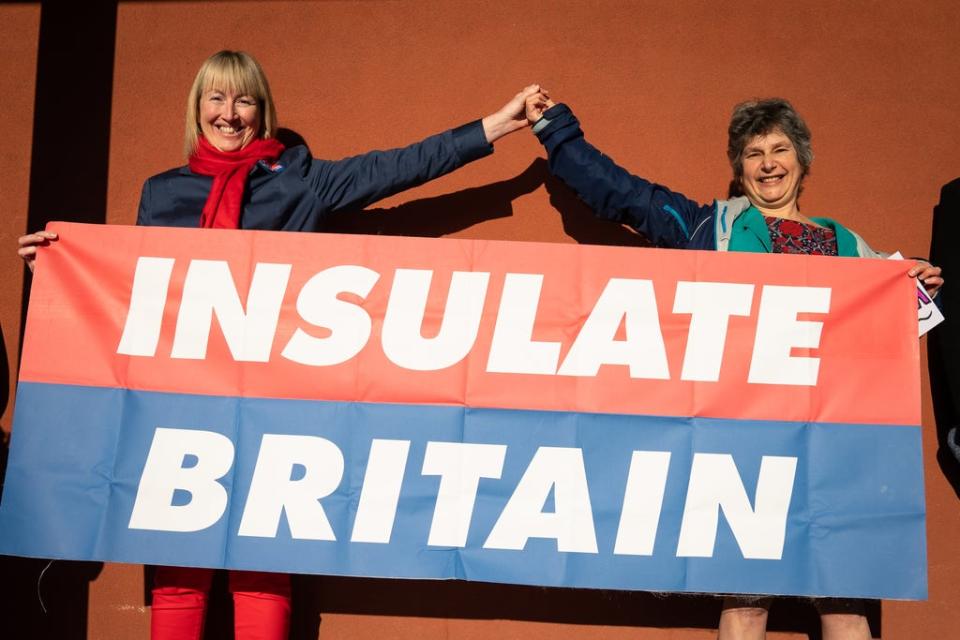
888, 251, 944, 336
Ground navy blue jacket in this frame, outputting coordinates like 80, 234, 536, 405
137, 121, 492, 230
534, 104, 879, 257
535, 104, 719, 250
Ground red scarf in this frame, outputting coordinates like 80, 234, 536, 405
188, 136, 285, 229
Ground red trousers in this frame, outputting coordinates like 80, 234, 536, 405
151, 567, 291, 640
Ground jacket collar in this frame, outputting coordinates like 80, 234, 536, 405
714, 196, 754, 251
731, 207, 858, 257
736, 206, 773, 253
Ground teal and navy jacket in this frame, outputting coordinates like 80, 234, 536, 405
534, 103, 882, 258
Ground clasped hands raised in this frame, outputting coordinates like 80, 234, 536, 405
480, 84, 556, 143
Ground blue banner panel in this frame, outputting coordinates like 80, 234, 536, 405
0, 382, 926, 599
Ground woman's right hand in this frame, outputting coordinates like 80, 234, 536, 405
18, 230, 58, 273
525, 92, 555, 125
481, 84, 546, 143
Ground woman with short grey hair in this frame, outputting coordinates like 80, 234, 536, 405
727, 98, 814, 195
524, 91, 940, 640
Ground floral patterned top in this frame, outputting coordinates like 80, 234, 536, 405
765, 216, 838, 257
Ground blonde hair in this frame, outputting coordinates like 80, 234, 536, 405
183, 50, 278, 156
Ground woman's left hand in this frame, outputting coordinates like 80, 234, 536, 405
482, 85, 548, 143
18, 230, 58, 273
909, 261, 943, 297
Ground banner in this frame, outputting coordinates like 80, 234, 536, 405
0, 222, 926, 599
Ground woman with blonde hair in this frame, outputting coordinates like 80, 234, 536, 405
19, 49, 541, 640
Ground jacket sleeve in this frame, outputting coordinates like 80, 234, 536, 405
535, 104, 712, 249
305, 120, 493, 213
136, 179, 152, 227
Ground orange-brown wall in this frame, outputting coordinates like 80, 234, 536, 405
4, 1, 960, 638
0, 3, 39, 434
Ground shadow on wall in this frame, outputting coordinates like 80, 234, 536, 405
20, 1, 117, 351
325, 157, 546, 237
545, 169, 653, 247
321, 154, 653, 248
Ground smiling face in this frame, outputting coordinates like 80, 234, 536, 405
739, 129, 804, 213
184, 52, 278, 157
198, 89, 261, 152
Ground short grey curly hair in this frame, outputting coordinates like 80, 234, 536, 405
727, 98, 813, 196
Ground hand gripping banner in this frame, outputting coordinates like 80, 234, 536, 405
0, 222, 926, 599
